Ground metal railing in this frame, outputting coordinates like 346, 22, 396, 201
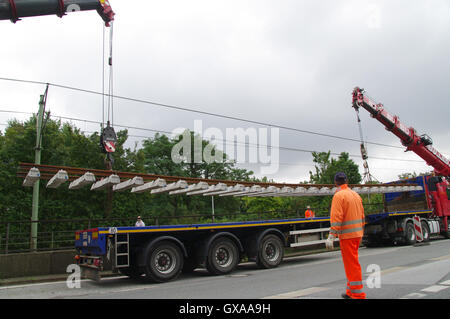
0, 202, 384, 254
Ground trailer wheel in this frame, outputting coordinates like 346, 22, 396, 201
143, 241, 183, 283
421, 221, 430, 242
441, 218, 450, 239
404, 222, 416, 245
256, 234, 284, 269
206, 237, 239, 275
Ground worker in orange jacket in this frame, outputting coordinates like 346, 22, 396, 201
304, 206, 315, 218
326, 172, 366, 299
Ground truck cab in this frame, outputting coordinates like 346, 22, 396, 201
364, 175, 450, 246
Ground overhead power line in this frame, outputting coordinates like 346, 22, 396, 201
0, 108, 430, 163
0, 77, 405, 150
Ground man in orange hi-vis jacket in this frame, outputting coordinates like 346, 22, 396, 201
326, 172, 366, 299
304, 206, 315, 218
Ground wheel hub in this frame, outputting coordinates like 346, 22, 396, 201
216, 247, 231, 266
155, 252, 173, 272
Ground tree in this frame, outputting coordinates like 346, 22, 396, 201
135, 131, 255, 222
305, 151, 362, 216
0, 116, 134, 222
309, 151, 361, 185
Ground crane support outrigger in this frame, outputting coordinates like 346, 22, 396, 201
0, 0, 114, 26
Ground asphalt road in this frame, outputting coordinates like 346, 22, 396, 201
1, 238, 449, 301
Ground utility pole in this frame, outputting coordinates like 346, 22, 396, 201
30, 86, 48, 251
211, 196, 215, 222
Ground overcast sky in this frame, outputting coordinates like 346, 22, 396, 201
1, 0, 449, 184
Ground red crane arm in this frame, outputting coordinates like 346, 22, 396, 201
352, 87, 450, 177
0, 0, 114, 26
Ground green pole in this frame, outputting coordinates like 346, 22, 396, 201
30, 94, 45, 251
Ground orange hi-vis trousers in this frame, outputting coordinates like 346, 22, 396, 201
340, 237, 366, 299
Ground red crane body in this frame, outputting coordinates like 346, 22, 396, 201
0, 0, 114, 26
352, 87, 449, 231
352, 87, 450, 178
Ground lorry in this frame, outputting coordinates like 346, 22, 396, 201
364, 175, 449, 246
70, 87, 449, 283
74, 215, 334, 282
71, 174, 443, 283
73, 201, 435, 283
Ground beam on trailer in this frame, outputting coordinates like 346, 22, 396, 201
292, 186, 307, 196
251, 186, 281, 197
131, 178, 167, 194
46, 169, 68, 188
233, 185, 264, 197
218, 185, 249, 197
187, 183, 228, 196
113, 176, 144, 192
151, 180, 188, 194
69, 172, 96, 190
91, 174, 120, 191
19, 162, 383, 189
207, 184, 245, 196
202, 183, 228, 196
18, 163, 422, 197
23, 167, 40, 187
169, 182, 209, 195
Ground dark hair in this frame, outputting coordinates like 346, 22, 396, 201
334, 172, 348, 185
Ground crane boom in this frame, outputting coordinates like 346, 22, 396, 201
0, 0, 114, 26
352, 87, 450, 178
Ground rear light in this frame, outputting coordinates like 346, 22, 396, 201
93, 259, 101, 267
397, 227, 404, 232
74, 255, 80, 260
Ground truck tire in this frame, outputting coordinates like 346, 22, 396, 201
256, 234, 284, 269
441, 218, 450, 239
205, 237, 239, 275
143, 240, 183, 283
421, 221, 430, 242
404, 222, 416, 245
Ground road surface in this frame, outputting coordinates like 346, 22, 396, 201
1, 238, 449, 301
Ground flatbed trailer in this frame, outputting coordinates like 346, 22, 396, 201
74, 209, 436, 283
75, 216, 331, 282
19, 162, 441, 283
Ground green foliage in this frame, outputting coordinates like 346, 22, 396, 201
309, 151, 361, 184
306, 151, 363, 216
0, 117, 257, 226
0, 118, 372, 229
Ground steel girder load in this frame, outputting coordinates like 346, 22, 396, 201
18, 162, 422, 197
